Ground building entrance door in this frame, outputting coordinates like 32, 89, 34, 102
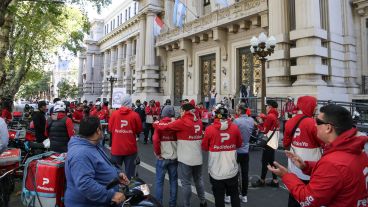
200, 54, 216, 103
173, 60, 184, 106
238, 47, 262, 97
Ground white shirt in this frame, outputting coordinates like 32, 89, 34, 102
0, 118, 9, 153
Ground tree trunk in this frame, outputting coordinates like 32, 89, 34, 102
0, 0, 13, 27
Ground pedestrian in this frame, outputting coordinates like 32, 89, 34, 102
72, 103, 84, 134
0, 117, 9, 154
154, 103, 207, 207
282, 96, 296, 133
1, 99, 12, 124
210, 88, 217, 109
153, 105, 178, 207
102, 101, 110, 122
202, 106, 242, 207
45, 101, 74, 153
108, 94, 142, 179
65, 116, 129, 207
252, 100, 280, 187
48, 98, 61, 115
134, 99, 146, 141
144, 100, 160, 144
283, 96, 322, 207
268, 104, 368, 207
32, 101, 48, 143
230, 102, 254, 204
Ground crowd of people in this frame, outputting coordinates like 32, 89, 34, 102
0, 94, 367, 207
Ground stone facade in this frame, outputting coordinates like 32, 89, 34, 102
79, 0, 368, 104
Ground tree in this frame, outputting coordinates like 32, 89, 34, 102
17, 71, 51, 100
57, 79, 78, 99
0, 0, 111, 99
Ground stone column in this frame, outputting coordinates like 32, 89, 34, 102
78, 55, 84, 87
290, 0, 327, 90
86, 53, 93, 82
164, 0, 175, 28
102, 50, 110, 97
145, 12, 155, 66
116, 43, 124, 87
125, 39, 132, 94
267, 0, 291, 96
135, 15, 146, 93
110, 47, 117, 76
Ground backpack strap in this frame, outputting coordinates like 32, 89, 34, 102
291, 116, 308, 137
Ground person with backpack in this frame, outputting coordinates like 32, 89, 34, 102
202, 106, 243, 207
153, 105, 178, 207
283, 96, 322, 207
65, 116, 129, 207
45, 101, 74, 153
154, 103, 207, 207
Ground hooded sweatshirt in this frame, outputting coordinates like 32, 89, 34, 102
257, 108, 279, 133
65, 136, 119, 207
153, 117, 177, 160
154, 111, 203, 166
283, 96, 322, 180
108, 106, 142, 156
202, 119, 242, 180
282, 128, 368, 207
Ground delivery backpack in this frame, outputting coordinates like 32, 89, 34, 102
21, 151, 66, 207
0, 148, 22, 169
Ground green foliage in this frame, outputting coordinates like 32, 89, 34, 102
57, 78, 78, 99
17, 71, 51, 100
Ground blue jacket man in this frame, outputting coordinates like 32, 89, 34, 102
65, 116, 129, 207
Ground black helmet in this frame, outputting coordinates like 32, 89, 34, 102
215, 106, 228, 119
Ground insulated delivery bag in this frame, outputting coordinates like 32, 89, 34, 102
21, 151, 66, 207
0, 148, 21, 170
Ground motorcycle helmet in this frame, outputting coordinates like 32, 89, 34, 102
54, 101, 66, 112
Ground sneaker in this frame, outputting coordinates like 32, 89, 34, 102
200, 201, 207, 207
224, 196, 230, 204
251, 179, 265, 187
241, 196, 248, 203
266, 180, 279, 188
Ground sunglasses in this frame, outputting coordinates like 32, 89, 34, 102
315, 118, 334, 126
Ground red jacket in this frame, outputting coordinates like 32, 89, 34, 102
45, 113, 74, 138
153, 117, 177, 160
102, 106, 109, 121
1, 109, 12, 123
154, 112, 203, 166
257, 108, 279, 133
282, 128, 368, 207
72, 109, 84, 123
145, 105, 160, 116
108, 106, 142, 156
202, 119, 242, 180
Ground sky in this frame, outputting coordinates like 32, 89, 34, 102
85, 0, 122, 20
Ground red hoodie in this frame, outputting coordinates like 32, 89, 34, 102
153, 117, 177, 160
282, 128, 368, 207
283, 96, 322, 180
154, 111, 203, 166
72, 109, 84, 123
145, 104, 160, 123
257, 108, 279, 133
108, 106, 142, 156
202, 119, 242, 180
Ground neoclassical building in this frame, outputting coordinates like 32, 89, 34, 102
79, 0, 368, 104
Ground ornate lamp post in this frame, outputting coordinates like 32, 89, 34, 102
250, 32, 276, 113
106, 75, 118, 109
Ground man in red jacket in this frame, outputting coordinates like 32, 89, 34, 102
202, 106, 242, 207
252, 100, 280, 187
154, 103, 207, 207
269, 104, 368, 207
153, 105, 178, 207
72, 103, 84, 133
283, 96, 322, 207
108, 94, 142, 179
144, 100, 160, 144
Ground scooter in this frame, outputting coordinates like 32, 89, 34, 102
107, 177, 162, 207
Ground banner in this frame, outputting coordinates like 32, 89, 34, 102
112, 88, 126, 109
213, 0, 229, 8
173, 0, 186, 27
154, 15, 164, 36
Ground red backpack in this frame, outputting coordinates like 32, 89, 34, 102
21, 152, 66, 207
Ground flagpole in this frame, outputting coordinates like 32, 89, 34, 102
178, 0, 199, 19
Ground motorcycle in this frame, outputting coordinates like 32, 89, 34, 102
107, 177, 162, 207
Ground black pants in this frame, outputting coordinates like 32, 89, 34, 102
288, 180, 309, 207
237, 153, 249, 196
210, 175, 240, 207
144, 123, 154, 142
261, 145, 277, 180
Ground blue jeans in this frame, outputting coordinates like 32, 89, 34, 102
155, 159, 178, 207
111, 153, 137, 179
179, 162, 206, 207
210, 98, 216, 109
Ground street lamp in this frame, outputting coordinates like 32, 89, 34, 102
106, 75, 118, 109
250, 32, 276, 113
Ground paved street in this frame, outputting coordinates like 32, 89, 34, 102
9, 134, 289, 207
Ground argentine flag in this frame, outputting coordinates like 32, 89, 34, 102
213, 0, 229, 8
173, 0, 186, 28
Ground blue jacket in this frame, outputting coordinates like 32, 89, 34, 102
64, 136, 119, 207
233, 115, 254, 154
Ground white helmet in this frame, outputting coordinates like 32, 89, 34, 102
54, 101, 66, 112
95, 101, 101, 106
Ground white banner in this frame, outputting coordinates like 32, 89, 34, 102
112, 88, 126, 108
